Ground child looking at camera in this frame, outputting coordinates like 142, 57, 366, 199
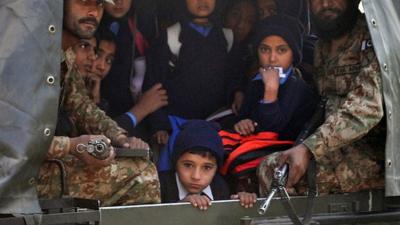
159, 120, 257, 210
234, 15, 317, 141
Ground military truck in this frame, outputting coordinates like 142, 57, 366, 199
0, 0, 399, 224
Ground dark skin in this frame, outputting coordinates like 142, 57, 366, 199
277, 0, 350, 189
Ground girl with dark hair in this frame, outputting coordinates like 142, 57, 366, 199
235, 14, 317, 141
98, 0, 168, 140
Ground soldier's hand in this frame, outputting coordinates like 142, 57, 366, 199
234, 119, 257, 136
124, 136, 150, 150
277, 144, 313, 189
231, 192, 257, 208
182, 194, 212, 211
69, 135, 115, 167
153, 130, 169, 145
115, 135, 149, 150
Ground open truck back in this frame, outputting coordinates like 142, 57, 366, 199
1, 0, 400, 224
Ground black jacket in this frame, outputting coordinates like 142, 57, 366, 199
239, 72, 318, 140
143, 22, 243, 134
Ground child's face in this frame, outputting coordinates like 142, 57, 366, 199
225, 1, 257, 42
105, 0, 132, 19
186, 0, 216, 19
176, 152, 218, 194
89, 40, 116, 80
72, 37, 97, 77
258, 35, 293, 70
257, 0, 277, 20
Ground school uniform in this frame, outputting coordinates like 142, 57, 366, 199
239, 70, 318, 140
159, 120, 231, 202
143, 21, 243, 134
159, 171, 230, 203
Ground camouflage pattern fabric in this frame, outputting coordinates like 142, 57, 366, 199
258, 16, 385, 196
46, 136, 71, 159
37, 137, 161, 206
60, 49, 127, 144
36, 50, 161, 205
258, 143, 384, 196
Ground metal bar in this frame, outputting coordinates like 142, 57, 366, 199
0, 217, 26, 225
115, 148, 151, 159
314, 211, 400, 225
251, 211, 400, 225
41, 211, 99, 225
100, 190, 385, 225
39, 198, 100, 211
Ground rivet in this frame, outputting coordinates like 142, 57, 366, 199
48, 25, 56, 34
387, 160, 392, 167
366, 40, 372, 47
388, 111, 392, 120
383, 63, 388, 72
28, 177, 36, 185
44, 128, 51, 136
46, 75, 55, 85
371, 19, 377, 27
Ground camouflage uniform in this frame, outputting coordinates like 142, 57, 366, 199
36, 50, 161, 205
258, 16, 385, 196
60, 48, 127, 144
37, 137, 160, 205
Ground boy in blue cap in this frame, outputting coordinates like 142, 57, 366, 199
159, 120, 256, 210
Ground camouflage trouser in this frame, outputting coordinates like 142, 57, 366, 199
37, 157, 161, 206
257, 140, 384, 196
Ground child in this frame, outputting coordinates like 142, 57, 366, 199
234, 15, 317, 141
224, 0, 258, 44
98, 1, 167, 139
144, 0, 244, 171
159, 120, 256, 210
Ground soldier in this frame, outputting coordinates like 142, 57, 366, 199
258, 0, 385, 195
37, 0, 161, 205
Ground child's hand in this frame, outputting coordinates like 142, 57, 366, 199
153, 130, 169, 145
182, 194, 212, 211
231, 192, 257, 208
259, 66, 279, 102
234, 119, 257, 136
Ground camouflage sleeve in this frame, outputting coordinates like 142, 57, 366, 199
47, 136, 70, 159
303, 56, 384, 163
63, 66, 127, 143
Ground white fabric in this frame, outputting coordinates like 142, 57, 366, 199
175, 173, 214, 201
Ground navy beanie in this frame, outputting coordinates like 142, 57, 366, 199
172, 120, 225, 168
253, 14, 304, 66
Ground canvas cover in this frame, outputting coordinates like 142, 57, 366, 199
0, 0, 62, 214
363, 0, 400, 197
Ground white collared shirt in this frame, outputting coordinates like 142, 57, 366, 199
175, 173, 214, 201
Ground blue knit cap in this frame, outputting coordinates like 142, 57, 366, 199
172, 120, 224, 168
253, 14, 304, 66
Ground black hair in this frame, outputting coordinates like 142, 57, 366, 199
224, 0, 259, 20
311, 0, 361, 40
96, 26, 117, 44
92, 26, 117, 53
177, 0, 226, 25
